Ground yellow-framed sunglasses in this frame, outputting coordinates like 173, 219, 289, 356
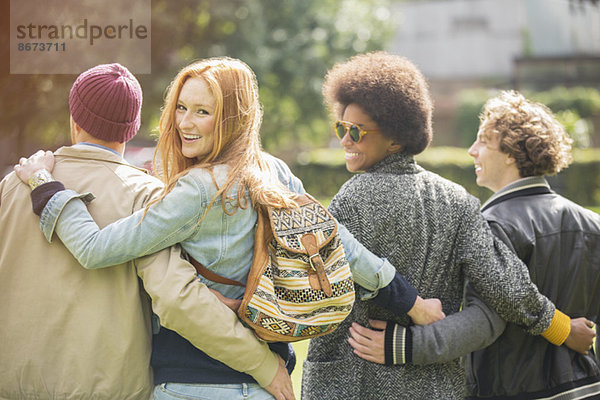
334, 120, 380, 143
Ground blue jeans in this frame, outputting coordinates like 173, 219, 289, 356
153, 383, 275, 400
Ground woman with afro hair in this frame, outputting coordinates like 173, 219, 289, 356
301, 52, 591, 399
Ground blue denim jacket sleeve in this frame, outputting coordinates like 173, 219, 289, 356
337, 223, 395, 297
41, 152, 396, 291
40, 173, 208, 269
268, 154, 395, 296
40, 189, 95, 241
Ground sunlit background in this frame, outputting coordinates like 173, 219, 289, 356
2, 1, 600, 395
2, 0, 600, 206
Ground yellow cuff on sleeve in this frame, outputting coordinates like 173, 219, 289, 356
541, 309, 571, 346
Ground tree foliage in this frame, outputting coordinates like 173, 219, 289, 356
455, 86, 600, 147
145, 0, 395, 155
1, 0, 395, 164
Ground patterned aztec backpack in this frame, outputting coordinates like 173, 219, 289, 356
192, 194, 356, 342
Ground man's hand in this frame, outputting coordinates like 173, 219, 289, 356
348, 319, 386, 364
564, 317, 596, 355
264, 355, 296, 400
407, 296, 445, 325
14, 150, 55, 183
209, 288, 242, 313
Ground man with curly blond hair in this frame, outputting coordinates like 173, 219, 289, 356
349, 90, 600, 399
463, 91, 600, 398
472, 90, 573, 191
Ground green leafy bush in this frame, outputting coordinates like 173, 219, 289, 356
456, 89, 495, 146
456, 87, 600, 148
291, 147, 600, 207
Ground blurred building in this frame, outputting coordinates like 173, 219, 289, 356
388, 0, 600, 145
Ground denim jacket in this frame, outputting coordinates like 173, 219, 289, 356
39, 153, 395, 299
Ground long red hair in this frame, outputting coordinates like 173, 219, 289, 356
147, 57, 297, 217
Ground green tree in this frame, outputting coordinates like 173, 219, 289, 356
1, 0, 395, 167
144, 0, 396, 156
456, 87, 600, 148
0, 72, 75, 165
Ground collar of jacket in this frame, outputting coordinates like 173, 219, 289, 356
366, 151, 420, 175
55, 145, 151, 175
481, 176, 552, 212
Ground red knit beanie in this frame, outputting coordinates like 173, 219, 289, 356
69, 63, 142, 143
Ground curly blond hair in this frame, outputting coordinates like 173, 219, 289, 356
322, 51, 433, 155
480, 91, 573, 177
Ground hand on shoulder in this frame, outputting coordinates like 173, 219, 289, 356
14, 150, 55, 186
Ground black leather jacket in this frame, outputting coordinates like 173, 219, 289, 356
466, 177, 600, 399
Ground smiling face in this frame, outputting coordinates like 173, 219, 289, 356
338, 103, 400, 172
468, 123, 520, 192
175, 77, 216, 161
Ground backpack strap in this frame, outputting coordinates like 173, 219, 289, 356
189, 257, 245, 287
300, 233, 333, 297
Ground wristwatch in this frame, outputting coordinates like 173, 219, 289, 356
28, 169, 55, 190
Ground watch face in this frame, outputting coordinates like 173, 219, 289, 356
28, 169, 54, 190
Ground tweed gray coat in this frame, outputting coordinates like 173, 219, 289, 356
301, 152, 555, 400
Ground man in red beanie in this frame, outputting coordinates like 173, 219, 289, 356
0, 63, 293, 399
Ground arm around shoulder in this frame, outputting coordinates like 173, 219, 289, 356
45, 172, 207, 269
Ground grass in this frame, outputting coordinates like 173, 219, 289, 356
291, 340, 310, 398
